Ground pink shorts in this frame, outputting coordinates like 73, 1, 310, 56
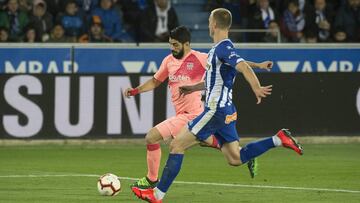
155, 113, 198, 140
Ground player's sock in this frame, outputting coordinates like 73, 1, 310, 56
272, 135, 282, 147
154, 187, 166, 200
211, 135, 220, 149
156, 153, 184, 196
146, 143, 161, 182
240, 137, 275, 164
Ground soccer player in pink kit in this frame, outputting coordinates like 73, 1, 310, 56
124, 26, 272, 189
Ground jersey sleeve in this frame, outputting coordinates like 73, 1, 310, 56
154, 56, 170, 82
216, 43, 244, 68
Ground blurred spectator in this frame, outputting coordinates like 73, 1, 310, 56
281, 0, 305, 42
117, 0, 149, 42
92, 0, 131, 42
205, 0, 223, 11
0, 26, 10, 42
45, 0, 67, 20
79, 15, 112, 42
304, 29, 318, 42
57, 0, 85, 40
309, 0, 334, 42
248, 0, 278, 42
223, 1, 241, 27
279, 0, 312, 14
0, 0, 7, 9
77, 0, 98, 14
139, 0, 179, 42
333, 0, 360, 42
333, 26, 347, 42
263, 20, 285, 42
18, 0, 31, 12
205, 0, 244, 26
29, 0, 53, 42
0, 0, 29, 41
23, 24, 38, 42
47, 23, 73, 42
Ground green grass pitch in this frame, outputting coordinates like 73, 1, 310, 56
0, 142, 359, 203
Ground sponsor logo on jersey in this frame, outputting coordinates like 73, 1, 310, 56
225, 112, 237, 124
169, 74, 190, 82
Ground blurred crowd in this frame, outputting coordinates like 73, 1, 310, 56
0, 0, 358, 43
0, 0, 177, 43
209, 0, 360, 42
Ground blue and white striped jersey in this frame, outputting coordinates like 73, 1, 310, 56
205, 39, 244, 109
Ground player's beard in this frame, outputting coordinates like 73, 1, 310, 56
172, 47, 184, 59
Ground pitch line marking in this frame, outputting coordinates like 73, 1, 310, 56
0, 174, 359, 194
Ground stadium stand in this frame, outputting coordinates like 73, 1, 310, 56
0, 0, 358, 43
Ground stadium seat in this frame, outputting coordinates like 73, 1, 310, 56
172, 0, 210, 42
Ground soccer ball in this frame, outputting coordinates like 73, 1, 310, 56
97, 173, 121, 196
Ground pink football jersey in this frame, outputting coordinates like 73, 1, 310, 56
154, 50, 207, 115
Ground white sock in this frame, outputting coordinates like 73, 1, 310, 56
154, 187, 166, 200
272, 135, 282, 147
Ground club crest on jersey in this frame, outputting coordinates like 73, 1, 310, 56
229, 51, 240, 59
186, 63, 194, 70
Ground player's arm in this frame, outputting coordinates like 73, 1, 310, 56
236, 61, 272, 104
179, 81, 205, 97
245, 60, 273, 71
124, 77, 162, 98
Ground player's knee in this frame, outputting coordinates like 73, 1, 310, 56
225, 154, 241, 166
145, 128, 161, 144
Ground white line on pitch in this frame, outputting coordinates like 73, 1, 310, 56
0, 174, 359, 194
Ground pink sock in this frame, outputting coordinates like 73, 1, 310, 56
211, 135, 220, 149
146, 143, 161, 182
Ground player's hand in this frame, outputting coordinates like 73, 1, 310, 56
123, 87, 139, 98
179, 85, 194, 97
254, 85, 272, 104
124, 88, 132, 98
258, 61, 273, 71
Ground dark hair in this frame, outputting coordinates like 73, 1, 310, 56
288, 0, 299, 7
169, 26, 191, 44
66, 0, 77, 6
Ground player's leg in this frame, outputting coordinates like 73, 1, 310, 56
239, 129, 303, 164
131, 127, 163, 189
199, 134, 221, 149
169, 126, 202, 153
152, 127, 205, 200
183, 113, 220, 149
132, 114, 200, 189
144, 128, 163, 184
221, 129, 303, 167
132, 109, 216, 202
221, 141, 242, 166
132, 116, 180, 189
132, 127, 203, 202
